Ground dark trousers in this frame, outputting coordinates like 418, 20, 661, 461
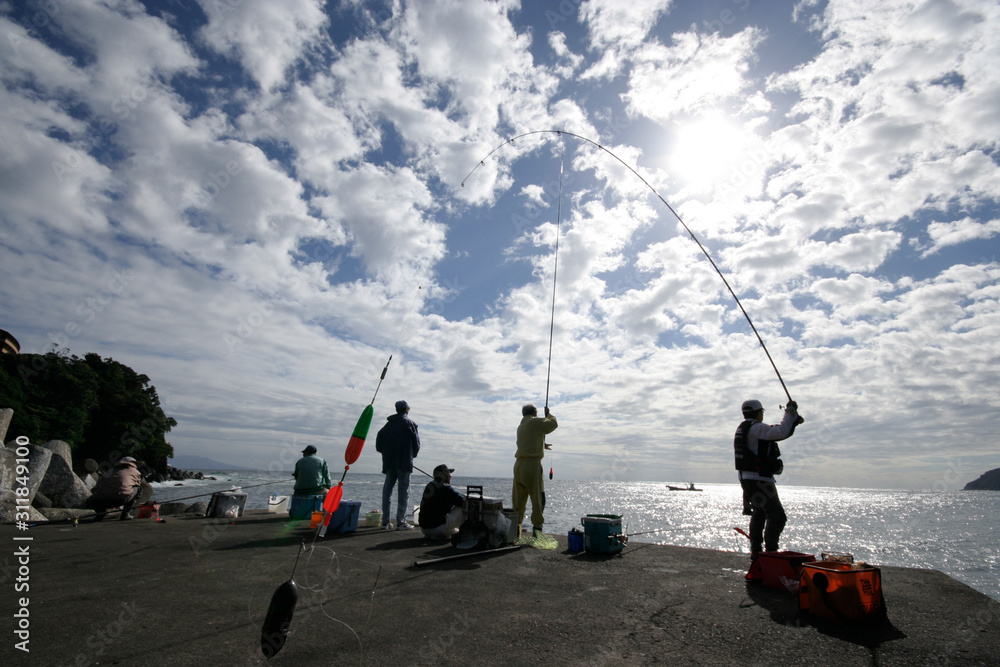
740, 478, 786, 552
90, 487, 140, 521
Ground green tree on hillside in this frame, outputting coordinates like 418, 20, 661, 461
0, 349, 176, 472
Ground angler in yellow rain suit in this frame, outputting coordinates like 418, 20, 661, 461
513, 404, 558, 535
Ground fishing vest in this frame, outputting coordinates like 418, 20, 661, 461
734, 419, 783, 476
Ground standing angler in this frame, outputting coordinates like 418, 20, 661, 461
734, 399, 802, 560
513, 403, 558, 537
376, 400, 420, 530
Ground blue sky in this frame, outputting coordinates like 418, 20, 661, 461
1, 0, 998, 489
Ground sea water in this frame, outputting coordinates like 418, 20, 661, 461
151, 472, 1000, 602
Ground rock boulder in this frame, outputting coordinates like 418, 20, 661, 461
39, 442, 92, 509
0, 445, 15, 493
32, 490, 52, 509
185, 501, 209, 516
21, 444, 52, 505
158, 502, 191, 516
0, 408, 12, 443
0, 488, 47, 524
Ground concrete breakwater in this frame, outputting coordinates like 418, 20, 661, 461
2, 510, 998, 666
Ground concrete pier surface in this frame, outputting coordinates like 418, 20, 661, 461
3, 510, 998, 666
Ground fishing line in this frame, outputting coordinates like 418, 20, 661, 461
544, 144, 565, 411
249, 543, 307, 623
250, 543, 381, 656
153, 479, 286, 505
463, 129, 794, 402
26, 479, 289, 527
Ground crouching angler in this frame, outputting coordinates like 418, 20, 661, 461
418, 464, 465, 540
88, 456, 143, 521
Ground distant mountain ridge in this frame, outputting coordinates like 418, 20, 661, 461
964, 467, 1000, 490
170, 454, 255, 471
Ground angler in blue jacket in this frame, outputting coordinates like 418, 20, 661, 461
375, 400, 420, 530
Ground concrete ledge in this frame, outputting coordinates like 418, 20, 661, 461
3, 511, 998, 666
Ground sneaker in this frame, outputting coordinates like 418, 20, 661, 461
381, 524, 392, 530
396, 522, 414, 530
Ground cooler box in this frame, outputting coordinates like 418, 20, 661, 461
746, 551, 815, 591
206, 492, 247, 518
582, 514, 624, 554
799, 561, 887, 623
323, 500, 361, 534
289, 494, 324, 520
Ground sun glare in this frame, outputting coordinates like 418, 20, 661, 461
669, 114, 749, 191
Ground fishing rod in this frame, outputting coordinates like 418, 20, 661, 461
544, 145, 565, 412
625, 528, 673, 537
544, 145, 566, 481
463, 129, 795, 403
262, 287, 426, 657
152, 479, 287, 506
27, 479, 289, 527
412, 544, 521, 568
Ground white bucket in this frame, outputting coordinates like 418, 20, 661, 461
268, 494, 290, 513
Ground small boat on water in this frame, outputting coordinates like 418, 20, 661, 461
666, 482, 702, 492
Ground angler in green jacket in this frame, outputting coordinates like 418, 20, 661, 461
513, 403, 558, 536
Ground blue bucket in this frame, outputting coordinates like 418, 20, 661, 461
568, 528, 585, 553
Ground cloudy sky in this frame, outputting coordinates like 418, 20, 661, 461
2, 0, 997, 490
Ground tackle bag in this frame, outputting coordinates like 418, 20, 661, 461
746, 551, 815, 591
798, 561, 888, 624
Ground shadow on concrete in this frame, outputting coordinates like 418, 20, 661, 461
744, 582, 907, 658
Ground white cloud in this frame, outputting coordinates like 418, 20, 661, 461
2, 0, 999, 491
626, 27, 765, 121
580, 0, 674, 50
197, 0, 327, 91
920, 217, 1000, 257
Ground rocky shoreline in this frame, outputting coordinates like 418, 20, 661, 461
964, 467, 1000, 490
0, 408, 210, 522
0, 436, 213, 522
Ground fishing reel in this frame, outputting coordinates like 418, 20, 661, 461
781, 401, 805, 425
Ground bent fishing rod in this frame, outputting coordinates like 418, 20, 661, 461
462, 129, 796, 404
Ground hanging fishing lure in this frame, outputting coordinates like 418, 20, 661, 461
463, 130, 799, 407
260, 541, 305, 658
